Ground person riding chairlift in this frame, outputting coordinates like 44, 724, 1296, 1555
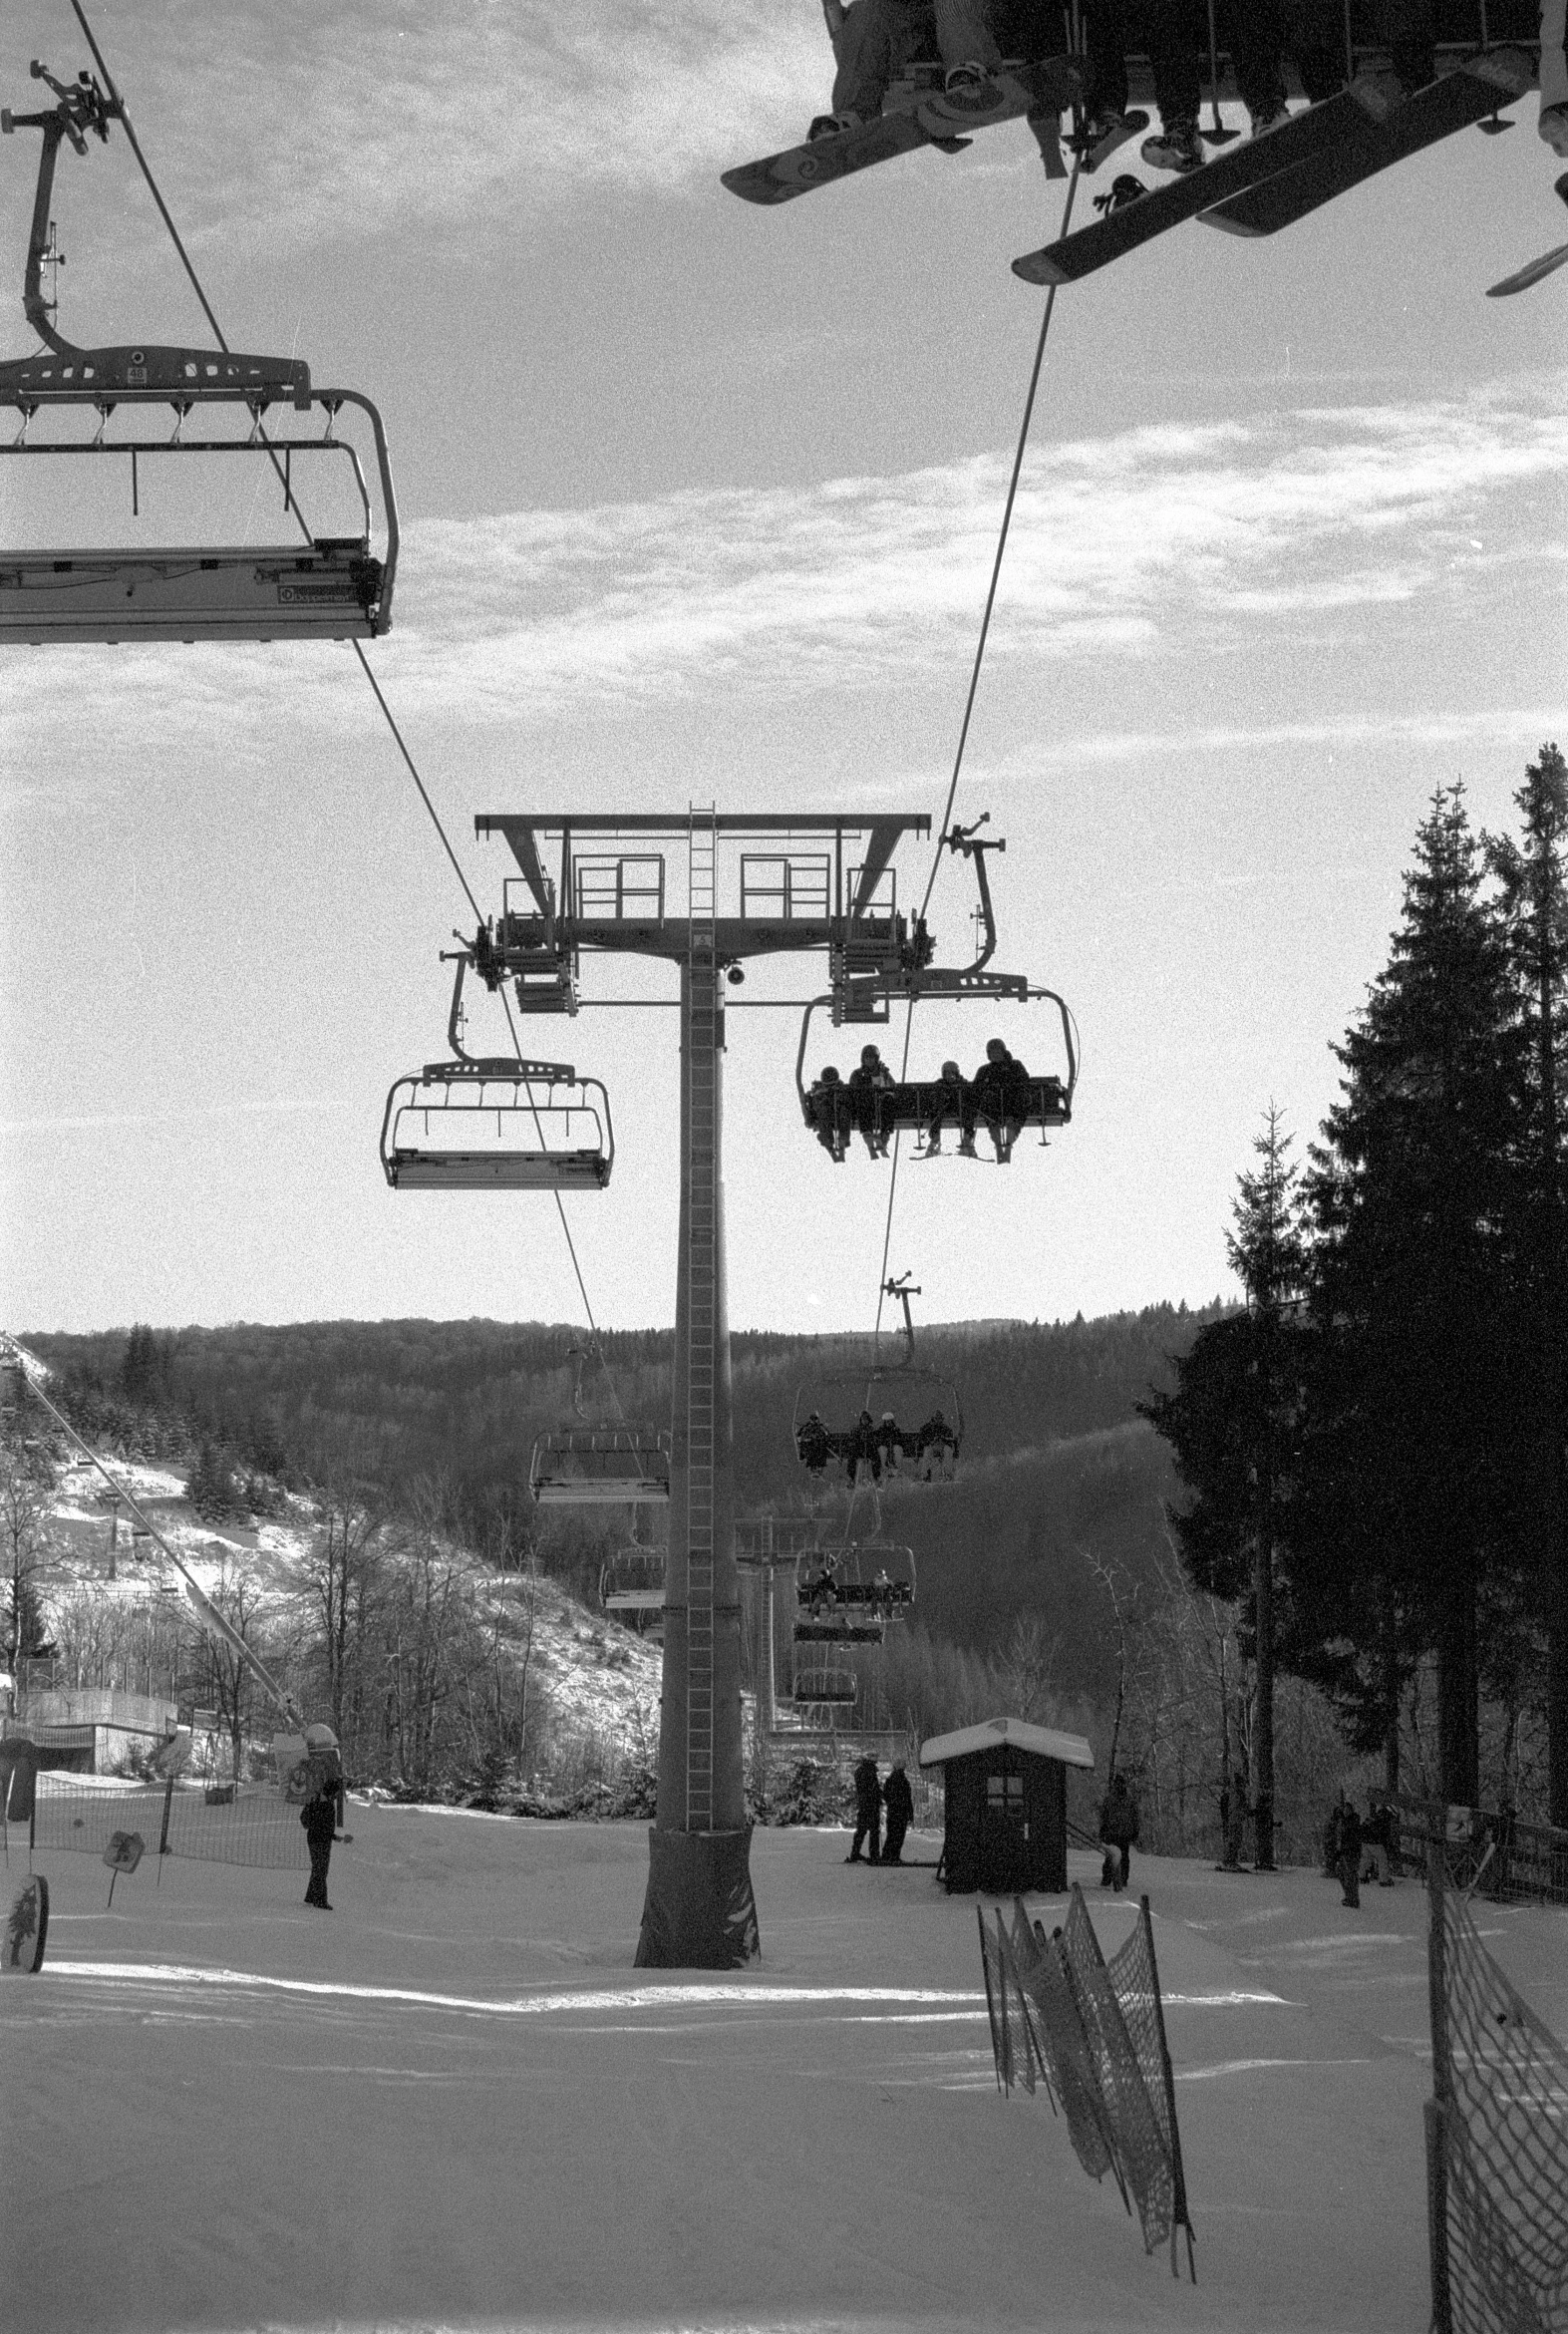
846, 1408, 882, 1484
806, 1066, 849, 1163
915, 1407, 956, 1481
847, 1045, 895, 1160
974, 1036, 1029, 1164
923, 1059, 977, 1160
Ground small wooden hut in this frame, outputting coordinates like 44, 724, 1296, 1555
919, 1715, 1095, 1894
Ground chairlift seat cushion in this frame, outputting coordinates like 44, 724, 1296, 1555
388, 1152, 610, 1190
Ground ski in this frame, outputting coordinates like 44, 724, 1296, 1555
1486, 171, 1568, 294
723, 58, 1081, 206
1011, 86, 1368, 284
1198, 50, 1535, 237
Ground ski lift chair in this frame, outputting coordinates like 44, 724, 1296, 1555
380, 1059, 613, 1190
0, 63, 398, 642
791, 1544, 911, 1644
792, 1663, 859, 1710
529, 1430, 672, 1505
797, 991, 1076, 1161
600, 1547, 667, 1623
793, 1281, 963, 1488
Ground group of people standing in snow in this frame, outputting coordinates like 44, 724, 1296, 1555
810, 0, 1568, 177
1323, 1791, 1400, 1907
847, 1753, 917, 1864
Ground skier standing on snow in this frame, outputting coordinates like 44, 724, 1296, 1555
881, 1762, 914, 1863
1099, 1771, 1139, 1891
848, 1754, 883, 1863
301, 1728, 343, 1911
1337, 1800, 1363, 1909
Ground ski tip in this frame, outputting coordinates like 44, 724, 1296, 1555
1012, 249, 1071, 285
1196, 207, 1269, 237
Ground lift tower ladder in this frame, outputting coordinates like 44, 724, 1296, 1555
684, 804, 720, 1833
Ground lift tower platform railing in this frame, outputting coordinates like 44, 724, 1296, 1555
474, 809, 932, 1967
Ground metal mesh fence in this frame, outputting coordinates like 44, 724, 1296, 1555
1060, 1889, 1177, 2261
979, 1887, 1196, 2279
28, 1774, 306, 1871
1428, 1856, 1568, 2333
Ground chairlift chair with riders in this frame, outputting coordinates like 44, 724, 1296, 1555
796, 817, 1077, 1167
793, 1277, 963, 1489
381, 958, 613, 1191
0, 61, 398, 643
792, 1540, 916, 1644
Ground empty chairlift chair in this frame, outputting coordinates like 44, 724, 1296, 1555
529, 1430, 672, 1506
0, 62, 398, 643
380, 1058, 614, 1191
600, 1547, 667, 1626
791, 1663, 859, 1713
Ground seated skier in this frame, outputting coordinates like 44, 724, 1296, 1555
915, 1408, 957, 1479
847, 1043, 895, 1160
973, 1036, 1024, 1163
810, 0, 1007, 141
796, 1410, 833, 1474
846, 1408, 883, 1485
806, 1065, 849, 1162
1228, 0, 1347, 135
875, 1410, 908, 1473
922, 1059, 977, 1159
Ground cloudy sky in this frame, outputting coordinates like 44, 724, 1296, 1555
1, 0, 1564, 1345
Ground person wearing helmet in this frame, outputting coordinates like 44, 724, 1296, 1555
301, 1725, 342, 1911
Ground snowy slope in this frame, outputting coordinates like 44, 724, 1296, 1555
7, 1820, 1563, 2334
32, 1450, 665, 1752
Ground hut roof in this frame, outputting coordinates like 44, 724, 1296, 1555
918, 1715, 1096, 1772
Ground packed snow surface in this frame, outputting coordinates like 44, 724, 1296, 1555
6, 1820, 1565, 2334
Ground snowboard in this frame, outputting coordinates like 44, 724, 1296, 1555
3, 1873, 49, 1973
1072, 109, 1150, 173
1487, 171, 1568, 293
1012, 85, 1369, 283
723, 58, 1082, 205
1197, 50, 1535, 237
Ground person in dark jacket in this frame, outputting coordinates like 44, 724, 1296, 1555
847, 1755, 882, 1863
881, 1762, 914, 1864
1338, 1801, 1363, 1908
1099, 1772, 1139, 1891
301, 1769, 339, 1910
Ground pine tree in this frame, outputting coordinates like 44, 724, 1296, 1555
1304, 786, 1527, 1807
1142, 1109, 1305, 1866
1226, 1106, 1306, 1867
1486, 741, 1568, 1824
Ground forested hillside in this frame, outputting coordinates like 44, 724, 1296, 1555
22, 1304, 1227, 1708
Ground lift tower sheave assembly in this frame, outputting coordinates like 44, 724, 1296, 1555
473, 809, 932, 1967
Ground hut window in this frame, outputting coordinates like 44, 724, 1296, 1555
987, 1774, 1025, 1814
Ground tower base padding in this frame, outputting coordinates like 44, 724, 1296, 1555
634, 1825, 761, 1969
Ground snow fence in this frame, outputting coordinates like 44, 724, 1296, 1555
25, 1771, 305, 1871
979, 1886, 1196, 2282
1425, 1847, 1568, 2333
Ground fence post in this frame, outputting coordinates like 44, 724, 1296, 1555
1425, 1837, 1452, 2334
1140, 1895, 1197, 2284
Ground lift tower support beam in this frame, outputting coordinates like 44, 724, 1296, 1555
474, 808, 931, 1966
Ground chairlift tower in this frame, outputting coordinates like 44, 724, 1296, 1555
472, 808, 934, 1965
